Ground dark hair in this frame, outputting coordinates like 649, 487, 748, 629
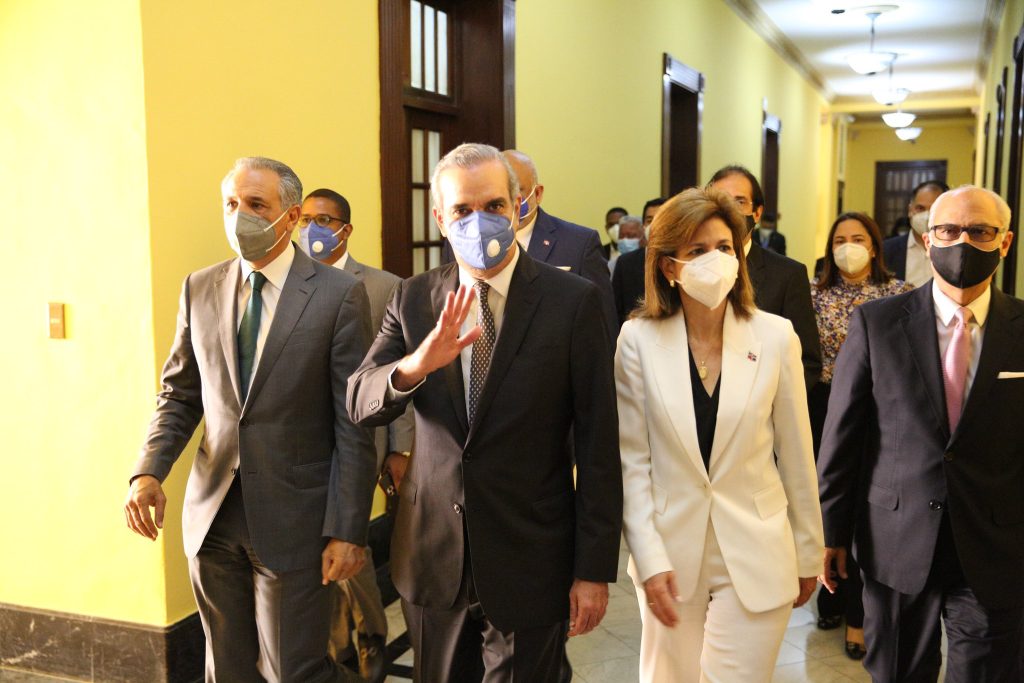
606, 206, 629, 218
816, 211, 892, 291
636, 187, 755, 320
708, 165, 764, 211
910, 180, 949, 201
642, 197, 667, 217
304, 188, 352, 222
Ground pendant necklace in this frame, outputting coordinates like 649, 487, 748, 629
696, 357, 709, 380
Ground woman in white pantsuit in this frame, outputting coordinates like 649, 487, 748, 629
615, 188, 824, 683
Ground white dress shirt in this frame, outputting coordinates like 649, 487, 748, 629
516, 214, 537, 251
331, 249, 351, 271
238, 243, 295, 394
387, 247, 520, 409
932, 280, 991, 397
905, 232, 932, 287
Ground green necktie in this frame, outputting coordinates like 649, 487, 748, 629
238, 271, 267, 403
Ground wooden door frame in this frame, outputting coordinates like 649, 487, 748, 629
761, 111, 782, 218
994, 67, 1008, 196
1003, 25, 1024, 295
378, 0, 515, 277
660, 53, 704, 197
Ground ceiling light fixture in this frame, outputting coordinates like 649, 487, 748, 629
895, 126, 922, 141
846, 9, 897, 75
883, 110, 916, 128
873, 61, 910, 105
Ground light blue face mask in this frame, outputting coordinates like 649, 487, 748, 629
519, 186, 537, 221
446, 211, 515, 270
299, 220, 345, 261
617, 237, 641, 255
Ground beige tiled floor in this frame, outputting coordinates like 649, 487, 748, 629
382, 544, 881, 683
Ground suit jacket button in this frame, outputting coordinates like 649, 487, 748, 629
928, 500, 944, 511
452, 503, 463, 514
463, 451, 473, 462
943, 451, 954, 462
239, 418, 249, 427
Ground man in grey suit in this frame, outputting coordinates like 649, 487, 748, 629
298, 187, 415, 681
124, 157, 377, 682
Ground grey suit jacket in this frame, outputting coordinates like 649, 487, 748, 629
342, 254, 414, 467
132, 245, 378, 572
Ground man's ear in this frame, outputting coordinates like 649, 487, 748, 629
752, 205, 764, 224
1000, 230, 1015, 258
433, 207, 447, 237
285, 204, 302, 230
534, 184, 545, 205
341, 223, 355, 241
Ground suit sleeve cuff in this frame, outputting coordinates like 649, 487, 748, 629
386, 366, 424, 400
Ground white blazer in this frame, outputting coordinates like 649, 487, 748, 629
616, 305, 823, 613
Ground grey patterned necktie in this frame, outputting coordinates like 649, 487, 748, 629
468, 281, 496, 423
238, 271, 267, 402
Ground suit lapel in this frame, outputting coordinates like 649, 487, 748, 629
900, 286, 948, 438
343, 254, 363, 277
215, 260, 243, 408
432, 264, 469, 435
244, 250, 316, 409
708, 307, 761, 476
651, 313, 709, 481
956, 288, 1022, 439
526, 209, 555, 264
466, 251, 540, 444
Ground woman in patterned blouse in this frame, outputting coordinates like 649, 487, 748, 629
809, 212, 912, 661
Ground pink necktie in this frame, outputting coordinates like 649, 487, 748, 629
943, 307, 972, 434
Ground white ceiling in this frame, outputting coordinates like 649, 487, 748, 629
742, 0, 999, 105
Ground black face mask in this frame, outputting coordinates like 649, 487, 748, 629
929, 241, 1001, 289
744, 214, 756, 235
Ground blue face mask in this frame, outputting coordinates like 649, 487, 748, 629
299, 221, 345, 261
519, 186, 537, 221
617, 237, 641, 255
446, 211, 515, 270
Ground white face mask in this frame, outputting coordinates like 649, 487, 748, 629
910, 211, 930, 235
833, 242, 871, 275
607, 224, 620, 243
668, 250, 739, 309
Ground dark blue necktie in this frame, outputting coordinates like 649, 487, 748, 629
238, 271, 267, 402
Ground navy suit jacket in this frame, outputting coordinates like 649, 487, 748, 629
443, 208, 617, 344
882, 234, 908, 281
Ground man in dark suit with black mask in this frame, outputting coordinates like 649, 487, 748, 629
819, 185, 1024, 682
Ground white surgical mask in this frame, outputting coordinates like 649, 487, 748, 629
910, 211, 930, 235
833, 242, 871, 275
668, 250, 739, 309
607, 224, 620, 243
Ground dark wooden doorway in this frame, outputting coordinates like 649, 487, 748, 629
379, 0, 515, 277
873, 160, 947, 237
994, 67, 1008, 195
762, 112, 781, 219
661, 54, 704, 197
1002, 25, 1024, 295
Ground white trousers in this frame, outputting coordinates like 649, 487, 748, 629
636, 523, 793, 683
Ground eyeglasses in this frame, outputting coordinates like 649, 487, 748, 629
929, 224, 1003, 243
297, 214, 347, 228
732, 197, 752, 210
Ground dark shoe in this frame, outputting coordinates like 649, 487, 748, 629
817, 614, 842, 630
357, 633, 386, 683
845, 640, 867, 660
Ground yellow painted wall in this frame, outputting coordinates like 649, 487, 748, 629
515, 0, 829, 271
843, 117, 977, 232
138, 0, 383, 623
0, 0, 167, 623
978, 0, 1024, 292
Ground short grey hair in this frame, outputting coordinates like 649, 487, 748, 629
617, 215, 643, 229
502, 149, 540, 187
930, 184, 1012, 231
430, 143, 519, 212
222, 156, 303, 209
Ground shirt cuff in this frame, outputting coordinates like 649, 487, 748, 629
386, 366, 425, 400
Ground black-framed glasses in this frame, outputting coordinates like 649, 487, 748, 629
297, 214, 347, 228
929, 224, 1003, 243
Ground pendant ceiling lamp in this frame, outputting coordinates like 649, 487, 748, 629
873, 61, 910, 105
883, 110, 916, 128
895, 126, 922, 141
847, 9, 897, 75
